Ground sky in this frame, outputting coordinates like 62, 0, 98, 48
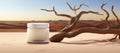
0, 0, 120, 21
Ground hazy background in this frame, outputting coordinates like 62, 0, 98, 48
0, 0, 120, 21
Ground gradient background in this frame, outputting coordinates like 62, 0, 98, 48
0, 0, 120, 21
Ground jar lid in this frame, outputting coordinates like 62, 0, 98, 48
27, 23, 49, 28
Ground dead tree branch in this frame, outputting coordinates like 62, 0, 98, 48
67, 2, 89, 14
101, 3, 110, 29
61, 11, 103, 33
111, 5, 120, 39
41, 7, 72, 19
76, 3, 89, 10
111, 5, 119, 23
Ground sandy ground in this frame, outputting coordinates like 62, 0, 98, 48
0, 32, 120, 53
0, 29, 26, 32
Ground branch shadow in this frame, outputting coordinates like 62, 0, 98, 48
61, 39, 120, 45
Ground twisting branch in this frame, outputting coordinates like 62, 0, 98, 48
67, 2, 89, 14
76, 3, 89, 10
41, 7, 72, 18
101, 3, 110, 29
111, 5, 119, 23
74, 11, 103, 25
110, 5, 120, 40
77, 11, 103, 18
60, 10, 103, 33
71, 11, 103, 25
70, 11, 103, 29
100, 4, 119, 40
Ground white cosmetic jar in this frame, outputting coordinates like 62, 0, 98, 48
27, 23, 49, 44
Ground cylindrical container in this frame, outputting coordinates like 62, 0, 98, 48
27, 23, 49, 44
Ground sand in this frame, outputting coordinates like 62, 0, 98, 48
0, 32, 120, 53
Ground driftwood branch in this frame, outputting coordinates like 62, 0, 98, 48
61, 11, 103, 33
76, 3, 89, 10
101, 3, 110, 29
41, 3, 120, 42
67, 2, 89, 14
41, 7, 72, 18
111, 5, 119, 23
110, 5, 120, 39
49, 3, 120, 42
